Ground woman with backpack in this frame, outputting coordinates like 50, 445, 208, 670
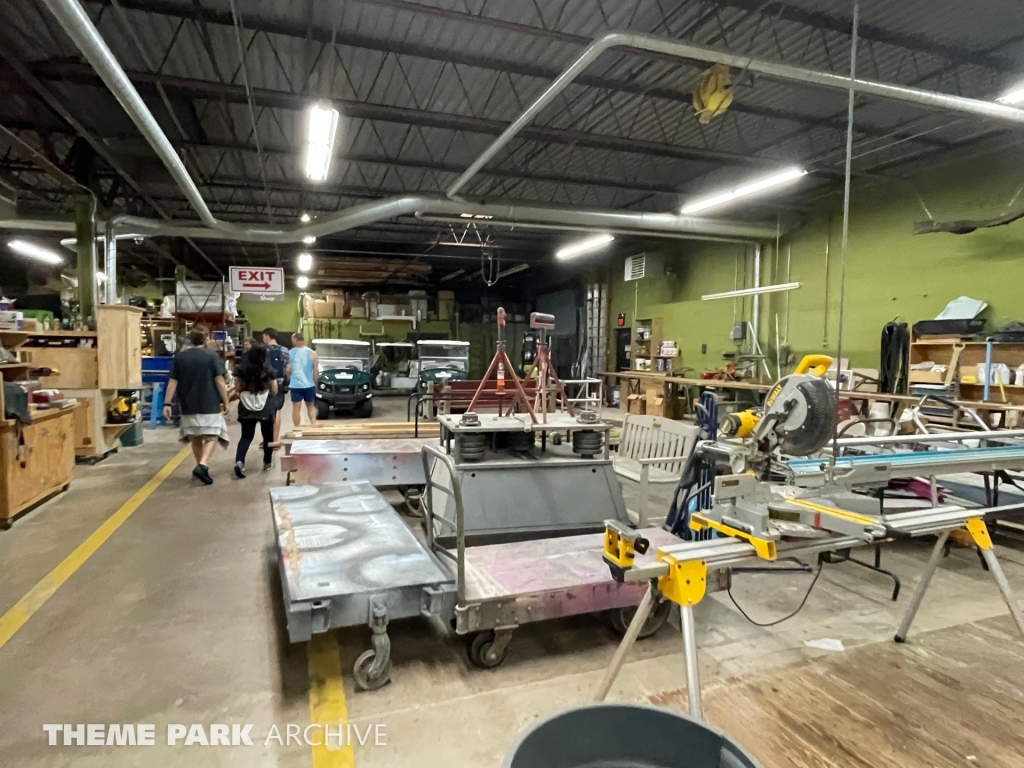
233, 342, 279, 477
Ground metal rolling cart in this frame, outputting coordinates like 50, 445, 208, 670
420, 420, 689, 668
269, 481, 456, 690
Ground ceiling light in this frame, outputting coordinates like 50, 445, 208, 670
95, 271, 107, 282
555, 233, 614, 260
296, 275, 310, 289
303, 235, 316, 245
300, 212, 311, 223
304, 102, 340, 181
701, 282, 801, 301
997, 84, 1024, 105
8, 239, 63, 265
297, 252, 314, 272
681, 167, 807, 215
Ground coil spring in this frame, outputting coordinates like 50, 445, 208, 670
458, 432, 487, 462
508, 431, 536, 453
572, 429, 602, 458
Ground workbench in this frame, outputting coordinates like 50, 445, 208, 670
602, 371, 770, 418
0, 404, 78, 527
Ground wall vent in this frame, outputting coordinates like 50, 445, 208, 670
624, 254, 646, 281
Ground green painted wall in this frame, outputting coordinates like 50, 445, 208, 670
610, 146, 1024, 373
238, 289, 303, 336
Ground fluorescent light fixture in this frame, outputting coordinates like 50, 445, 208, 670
300, 212, 311, 223
8, 239, 63, 265
497, 263, 529, 278
681, 167, 807, 215
296, 275, 310, 289
701, 282, 801, 301
555, 233, 614, 260
439, 269, 466, 283
297, 252, 314, 272
95, 271, 107, 282
303, 235, 316, 245
997, 83, 1024, 105
304, 102, 340, 181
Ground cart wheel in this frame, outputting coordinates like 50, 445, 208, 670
315, 400, 331, 420
468, 631, 507, 669
609, 599, 671, 640
352, 649, 391, 691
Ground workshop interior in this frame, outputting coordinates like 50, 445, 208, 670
4, 1, 1024, 766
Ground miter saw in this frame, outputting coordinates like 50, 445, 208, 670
675, 355, 888, 559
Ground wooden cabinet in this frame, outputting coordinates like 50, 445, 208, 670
0, 406, 77, 525
98, 305, 143, 389
630, 317, 663, 372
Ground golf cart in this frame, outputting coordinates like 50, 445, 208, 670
416, 340, 470, 389
376, 341, 418, 392
312, 339, 374, 419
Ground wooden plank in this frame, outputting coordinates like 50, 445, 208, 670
19, 347, 99, 389
97, 305, 143, 389
283, 421, 440, 441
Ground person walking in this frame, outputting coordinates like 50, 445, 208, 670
233, 342, 279, 477
286, 332, 320, 428
164, 326, 230, 484
262, 327, 289, 444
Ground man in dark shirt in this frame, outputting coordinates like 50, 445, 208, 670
164, 327, 231, 484
262, 327, 288, 445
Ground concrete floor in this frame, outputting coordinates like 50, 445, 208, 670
2, 395, 1024, 767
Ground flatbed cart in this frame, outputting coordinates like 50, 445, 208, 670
420, 444, 704, 667
270, 481, 456, 690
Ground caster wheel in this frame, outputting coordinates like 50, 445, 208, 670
609, 599, 671, 639
352, 649, 391, 691
467, 631, 507, 669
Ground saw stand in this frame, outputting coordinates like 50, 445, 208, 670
594, 509, 1024, 722
523, 312, 573, 423
466, 306, 536, 420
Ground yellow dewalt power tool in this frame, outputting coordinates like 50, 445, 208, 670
718, 355, 836, 456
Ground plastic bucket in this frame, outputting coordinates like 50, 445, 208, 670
503, 704, 762, 768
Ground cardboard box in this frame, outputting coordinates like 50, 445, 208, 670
646, 391, 665, 417
312, 298, 335, 318
627, 394, 646, 415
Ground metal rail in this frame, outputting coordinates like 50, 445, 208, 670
421, 443, 466, 603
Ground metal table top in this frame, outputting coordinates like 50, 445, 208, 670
438, 412, 611, 434
271, 481, 451, 603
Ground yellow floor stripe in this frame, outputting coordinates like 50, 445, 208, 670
308, 631, 355, 768
0, 446, 190, 651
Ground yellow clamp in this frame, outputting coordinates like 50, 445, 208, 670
689, 513, 777, 561
657, 553, 707, 607
603, 526, 636, 569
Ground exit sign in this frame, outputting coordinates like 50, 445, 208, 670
229, 266, 285, 295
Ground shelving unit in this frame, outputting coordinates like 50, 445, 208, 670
630, 317, 663, 372
18, 305, 143, 460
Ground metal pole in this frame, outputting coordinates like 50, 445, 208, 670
830, 0, 859, 467
894, 529, 949, 642
979, 547, 1024, 638
680, 604, 703, 722
751, 243, 761, 359
104, 219, 117, 304
594, 585, 656, 702
74, 195, 96, 324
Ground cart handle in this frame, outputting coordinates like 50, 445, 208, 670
421, 443, 467, 603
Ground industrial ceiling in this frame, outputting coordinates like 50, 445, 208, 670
1, 0, 1023, 284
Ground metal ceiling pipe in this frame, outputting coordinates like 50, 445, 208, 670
38, 2, 780, 243
0, 218, 77, 233
447, 32, 1024, 198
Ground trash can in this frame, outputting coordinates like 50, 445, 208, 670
504, 704, 762, 768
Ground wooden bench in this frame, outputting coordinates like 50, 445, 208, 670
612, 414, 699, 526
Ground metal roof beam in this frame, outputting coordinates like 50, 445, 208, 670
86, 0, 951, 148
35, 61, 787, 169
710, 0, 1014, 73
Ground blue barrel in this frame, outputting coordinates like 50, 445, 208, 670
504, 704, 761, 768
